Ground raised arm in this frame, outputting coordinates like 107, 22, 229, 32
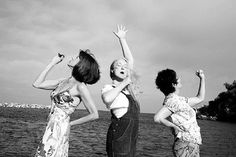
33, 54, 64, 90
188, 70, 206, 106
113, 25, 134, 70
70, 83, 99, 126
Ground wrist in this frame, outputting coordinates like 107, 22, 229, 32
200, 76, 205, 80
119, 38, 126, 41
173, 125, 180, 131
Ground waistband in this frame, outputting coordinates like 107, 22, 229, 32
111, 115, 139, 121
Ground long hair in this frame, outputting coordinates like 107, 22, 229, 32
72, 49, 100, 85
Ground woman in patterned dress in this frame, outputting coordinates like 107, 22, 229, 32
33, 49, 100, 157
154, 69, 205, 157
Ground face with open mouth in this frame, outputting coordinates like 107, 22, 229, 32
67, 54, 80, 68
113, 59, 128, 80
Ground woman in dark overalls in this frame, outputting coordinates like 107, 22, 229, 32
102, 25, 140, 157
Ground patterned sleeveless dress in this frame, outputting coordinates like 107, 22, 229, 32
35, 87, 80, 157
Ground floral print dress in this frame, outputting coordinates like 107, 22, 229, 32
164, 93, 201, 157
35, 88, 79, 157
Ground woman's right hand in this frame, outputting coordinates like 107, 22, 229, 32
113, 25, 128, 39
51, 53, 65, 65
173, 124, 187, 133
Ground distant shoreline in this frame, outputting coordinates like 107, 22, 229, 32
0, 102, 50, 109
0, 102, 155, 115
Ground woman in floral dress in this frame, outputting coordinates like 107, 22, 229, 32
33, 50, 100, 157
154, 69, 205, 157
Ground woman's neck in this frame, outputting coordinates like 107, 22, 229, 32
67, 76, 79, 85
172, 90, 180, 95
112, 79, 122, 86
166, 89, 180, 97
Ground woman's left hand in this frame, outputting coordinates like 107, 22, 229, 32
196, 69, 205, 79
113, 25, 128, 39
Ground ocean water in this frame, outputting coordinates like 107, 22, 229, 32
0, 107, 236, 157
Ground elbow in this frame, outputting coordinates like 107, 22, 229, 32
200, 97, 205, 103
92, 111, 99, 120
102, 95, 112, 107
154, 114, 162, 124
198, 95, 205, 103
94, 112, 99, 120
32, 83, 39, 88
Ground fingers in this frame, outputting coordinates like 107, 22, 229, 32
196, 69, 205, 78
197, 69, 203, 73
117, 25, 123, 31
116, 24, 128, 32
117, 25, 120, 31
58, 53, 65, 58
196, 69, 203, 74
58, 53, 65, 62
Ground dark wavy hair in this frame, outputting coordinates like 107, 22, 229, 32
72, 49, 100, 85
155, 69, 178, 96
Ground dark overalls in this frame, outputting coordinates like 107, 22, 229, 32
106, 91, 140, 157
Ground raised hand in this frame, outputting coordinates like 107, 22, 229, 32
196, 69, 205, 79
51, 53, 65, 65
113, 25, 128, 39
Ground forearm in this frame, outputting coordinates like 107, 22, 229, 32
102, 82, 128, 105
70, 113, 99, 126
119, 38, 134, 69
159, 118, 180, 131
196, 77, 205, 100
33, 62, 55, 87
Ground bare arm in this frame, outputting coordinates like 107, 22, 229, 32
70, 83, 99, 126
188, 70, 206, 106
101, 77, 131, 108
33, 54, 64, 90
113, 25, 134, 70
154, 107, 182, 132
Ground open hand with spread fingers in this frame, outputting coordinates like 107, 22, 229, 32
113, 25, 128, 39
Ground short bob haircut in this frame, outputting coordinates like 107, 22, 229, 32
72, 49, 100, 85
155, 68, 178, 96
109, 58, 128, 80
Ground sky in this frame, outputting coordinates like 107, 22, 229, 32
0, 0, 235, 113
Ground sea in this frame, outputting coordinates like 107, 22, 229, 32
0, 107, 236, 157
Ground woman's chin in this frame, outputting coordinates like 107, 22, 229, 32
114, 76, 125, 82
67, 64, 74, 69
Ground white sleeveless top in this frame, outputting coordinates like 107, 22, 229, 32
101, 84, 129, 118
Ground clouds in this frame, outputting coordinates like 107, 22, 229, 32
0, 0, 235, 113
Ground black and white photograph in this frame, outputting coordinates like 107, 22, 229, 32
0, 0, 236, 157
